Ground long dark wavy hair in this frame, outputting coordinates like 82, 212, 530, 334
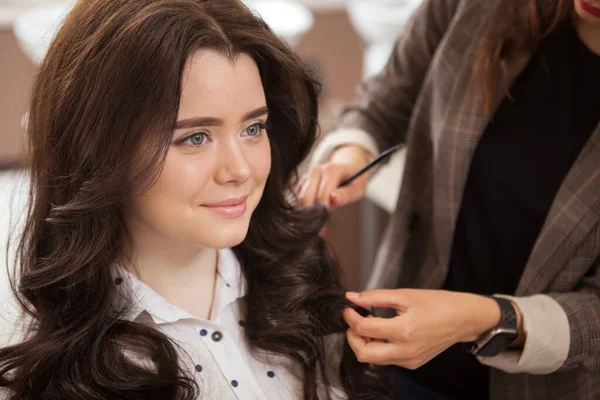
475, 0, 575, 113
0, 0, 394, 399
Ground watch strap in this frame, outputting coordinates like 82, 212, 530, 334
492, 296, 518, 331
464, 296, 518, 356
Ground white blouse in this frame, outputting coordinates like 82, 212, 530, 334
115, 248, 346, 400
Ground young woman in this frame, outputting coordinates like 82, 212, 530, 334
299, 0, 600, 399
0, 0, 394, 399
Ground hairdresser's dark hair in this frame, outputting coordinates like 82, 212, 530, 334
475, 0, 574, 114
0, 0, 393, 399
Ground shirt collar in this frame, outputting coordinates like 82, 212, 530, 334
115, 248, 246, 325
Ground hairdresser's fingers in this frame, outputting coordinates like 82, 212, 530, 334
294, 175, 308, 196
343, 308, 397, 340
316, 164, 348, 208
326, 145, 371, 207
346, 327, 369, 356
345, 289, 410, 311
365, 315, 387, 343
298, 165, 324, 208
295, 174, 310, 201
330, 174, 368, 207
346, 328, 397, 365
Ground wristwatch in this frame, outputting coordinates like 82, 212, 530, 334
464, 296, 519, 357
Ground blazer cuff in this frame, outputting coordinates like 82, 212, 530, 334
477, 294, 570, 374
310, 128, 380, 167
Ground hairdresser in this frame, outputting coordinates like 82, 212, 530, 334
296, 0, 600, 399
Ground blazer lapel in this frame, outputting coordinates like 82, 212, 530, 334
516, 124, 600, 295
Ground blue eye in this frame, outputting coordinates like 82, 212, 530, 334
244, 123, 266, 137
183, 132, 208, 146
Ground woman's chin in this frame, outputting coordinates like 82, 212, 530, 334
196, 227, 249, 250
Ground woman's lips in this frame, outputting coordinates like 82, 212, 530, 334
202, 196, 248, 218
580, 0, 600, 18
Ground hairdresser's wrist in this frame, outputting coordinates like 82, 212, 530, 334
329, 145, 371, 169
459, 294, 502, 343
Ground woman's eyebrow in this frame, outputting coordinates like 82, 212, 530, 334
173, 106, 269, 130
240, 106, 269, 122
174, 116, 223, 129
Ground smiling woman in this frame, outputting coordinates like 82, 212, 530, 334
130, 51, 272, 254
0, 1, 394, 399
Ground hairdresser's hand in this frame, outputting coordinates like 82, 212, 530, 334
296, 145, 370, 210
343, 289, 509, 369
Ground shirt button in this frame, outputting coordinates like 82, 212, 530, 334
195, 365, 202, 372
239, 320, 245, 327
199, 329, 208, 337
211, 331, 223, 342
114, 277, 123, 285
267, 371, 275, 378
231, 380, 238, 387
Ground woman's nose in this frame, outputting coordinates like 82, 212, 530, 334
213, 141, 251, 186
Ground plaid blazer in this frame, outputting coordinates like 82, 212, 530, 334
336, 0, 600, 399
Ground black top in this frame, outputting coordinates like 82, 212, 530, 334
405, 23, 600, 400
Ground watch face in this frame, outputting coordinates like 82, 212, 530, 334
476, 329, 519, 357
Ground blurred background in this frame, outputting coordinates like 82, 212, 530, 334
0, 0, 422, 297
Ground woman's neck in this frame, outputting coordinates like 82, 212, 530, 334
575, 16, 600, 56
124, 219, 219, 320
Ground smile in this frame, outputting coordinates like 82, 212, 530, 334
201, 196, 249, 218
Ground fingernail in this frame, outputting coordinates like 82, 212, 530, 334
332, 192, 345, 205
318, 227, 327, 237
346, 292, 359, 299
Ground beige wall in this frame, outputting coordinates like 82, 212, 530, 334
0, 29, 35, 166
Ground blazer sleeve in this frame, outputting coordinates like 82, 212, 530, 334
332, 0, 461, 154
478, 260, 600, 374
549, 261, 600, 372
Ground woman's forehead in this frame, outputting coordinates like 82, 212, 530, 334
177, 50, 266, 122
